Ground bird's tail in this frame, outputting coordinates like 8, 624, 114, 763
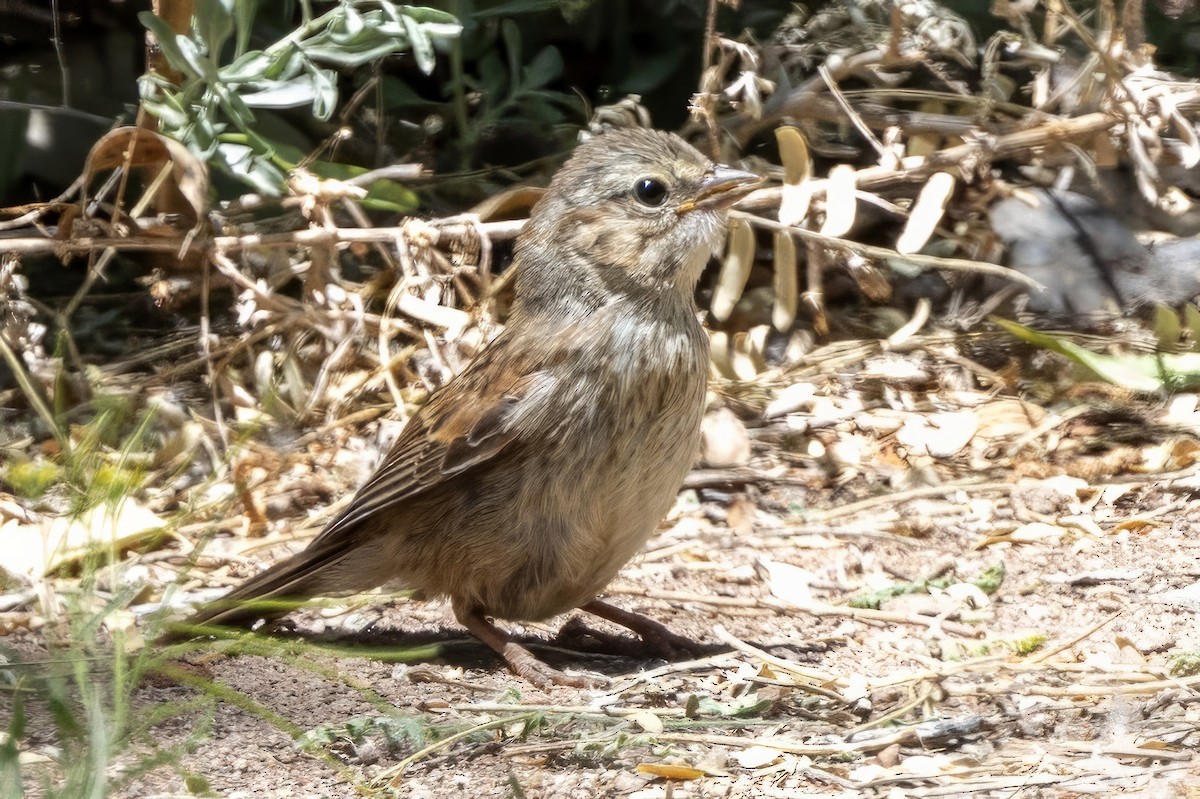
159, 542, 352, 643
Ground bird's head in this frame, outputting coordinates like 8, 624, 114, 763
517, 129, 760, 302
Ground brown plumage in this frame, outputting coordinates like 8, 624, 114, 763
173, 129, 759, 686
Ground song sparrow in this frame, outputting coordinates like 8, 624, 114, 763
175, 129, 760, 686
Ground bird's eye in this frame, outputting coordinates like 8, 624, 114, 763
633, 177, 668, 207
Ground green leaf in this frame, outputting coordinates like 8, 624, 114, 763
1170, 651, 1200, 676
521, 45, 563, 90
343, 4, 366, 37
175, 29, 220, 80
214, 82, 257, 128
263, 44, 306, 81
1, 697, 24, 799
270, 141, 421, 212
195, 0, 236, 61
216, 142, 288, 194
501, 19, 522, 94
258, 140, 307, 170
138, 88, 190, 129
238, 76, 320, 109
399, 5, 462, 25
360, 180, 421, 213
416, 20, 463, 40
139, 2, 459, 197
377, 75, 436, 108
234, 0, 257, 56
401, 13, 436, 74
299, 12, 416, 69
139, 12, 204, 80
469, 0, 561, 15
219, 50, 275, 82
307, 67, 338, 120
974, 563, 1006, 594
521, 94, 568, 125
5, 682, 26, 739
301, 39, 410, 67
189, 109, 224, 156
693, 696, 773, 718
476, 50, 507, 98
995, 318, 1200, 393
620, 47, 687, 94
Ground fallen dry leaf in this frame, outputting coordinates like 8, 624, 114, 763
635, 763, 706, 780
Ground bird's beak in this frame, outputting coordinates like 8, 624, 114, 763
680, 166, 762, 213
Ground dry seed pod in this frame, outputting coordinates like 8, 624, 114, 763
730, 326, 769, 380
701, 407, 752, 468
896, 171, 956, 255
764, 381, 816, 419
253, 350, 275, 398
746, 324, 771, 365
772, 229, 798, 331
820, 165, 857, 237
221, 374, 257, 409
804, 241, 829, 336
775, 125, 813, 226
711, 217, 756, 322
396, 292, 471, 331
282, 353, 307, 411
708, 330, 736, 380
728, 338, 760, 381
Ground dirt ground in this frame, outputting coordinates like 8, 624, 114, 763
8, 1, 1200, 794
8, 392, 1200, 798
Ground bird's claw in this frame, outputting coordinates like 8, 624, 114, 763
503, 643, 608, 689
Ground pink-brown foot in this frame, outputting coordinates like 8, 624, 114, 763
498, 640, 606, 688
454, 602, 605, 688
581, 599, 705, 660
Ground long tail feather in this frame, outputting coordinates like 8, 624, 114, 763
161, 544, 351, 641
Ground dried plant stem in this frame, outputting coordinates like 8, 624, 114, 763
373, 714, 531, 786
799, 599, 984, 638
449, 702, 687, 717
1027, 611, 1121, 664
732, 211, 1043, 290
802, 481, 1017, 523
712, 625, 844, 694
699, 0, 721, 158
0, 334, 68, 452
0, 220, 525, 258
819, 63, 886, 158
613, 588, 982, 638
656, 728, 904, 756
740, 109, 1142, 209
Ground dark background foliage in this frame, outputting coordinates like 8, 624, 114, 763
1, 0, 1198, 207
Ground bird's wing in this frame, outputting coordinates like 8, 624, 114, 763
167, 328, 575, 633
309, 328, 572, 546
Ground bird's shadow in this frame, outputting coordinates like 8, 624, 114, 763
249, 616, 830, 682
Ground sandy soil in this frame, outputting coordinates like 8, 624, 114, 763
6, 386, 1200, 798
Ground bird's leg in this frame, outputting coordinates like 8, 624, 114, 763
452, 601, 603, 688
581, 599, 705, 659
